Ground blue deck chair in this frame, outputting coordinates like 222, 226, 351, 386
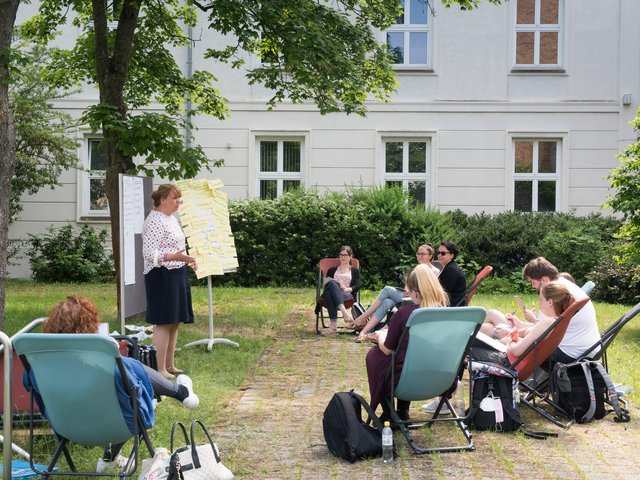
384, 306, 486, 454
13, 333, 155, 478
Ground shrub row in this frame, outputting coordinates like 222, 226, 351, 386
26, 188, 636, 303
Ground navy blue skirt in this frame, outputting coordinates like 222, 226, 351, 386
144, 266, 194, 325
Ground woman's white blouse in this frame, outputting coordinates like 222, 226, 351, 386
142, 210, 187, 274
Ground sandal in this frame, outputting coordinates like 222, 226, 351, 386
167, 367, 185, 375
321, 328, 338, 337
344, 319, 366, 331
354, 333, 368, 343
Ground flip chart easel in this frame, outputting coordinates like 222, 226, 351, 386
175, 178, 239, 351
182, 276, 239, 351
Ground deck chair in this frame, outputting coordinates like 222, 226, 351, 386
315, 257, 360, 333
456, 265, 493, 307
581, 281, 595, 296
509, 297, 590, 428
384, 306, 487, 454
13, 333, 155, 478
578, 301, 640, 371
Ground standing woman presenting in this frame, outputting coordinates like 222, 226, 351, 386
143, 184, 196, 379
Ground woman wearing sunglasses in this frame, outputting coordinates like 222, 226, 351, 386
351, 243, 440, 342
436, 241, 467, 307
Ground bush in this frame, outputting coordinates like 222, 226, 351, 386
589, 257, 640, 305
218, 187, 457, 289
28, 224, 114, 282
451, 211, 619, 279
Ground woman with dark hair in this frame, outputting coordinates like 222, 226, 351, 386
436, 241, 467, 307
352, 243, 440, 342
320, 245, 361, 336
142, 183, 196, 378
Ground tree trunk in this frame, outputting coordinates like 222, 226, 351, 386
0, 0, 21, 331
91, 0, 140, 320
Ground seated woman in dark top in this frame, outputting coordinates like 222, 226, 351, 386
320, 245, 361, 336
365, 264, 448, 422
436, 241, 467, 307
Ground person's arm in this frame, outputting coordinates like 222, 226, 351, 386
506, 316, 556, 357
348, 268, 361, 294
142, 214, 167, 267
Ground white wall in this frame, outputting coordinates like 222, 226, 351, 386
8, 0, 640, 278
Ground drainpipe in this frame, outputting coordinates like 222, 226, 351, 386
185, 26, 193, 150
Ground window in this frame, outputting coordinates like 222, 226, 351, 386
257, 139, 303, 200
80, 138, 109, 217
386, 0, 431, 68
514, 0, 561, 68
513, 139, 559, 212
383, 139, 430, 207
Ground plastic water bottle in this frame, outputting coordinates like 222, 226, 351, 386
382, 421, 394, 463
453, 383, 466, 415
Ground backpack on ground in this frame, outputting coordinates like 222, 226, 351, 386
322, 390, 385, 463
551, 360, 630, 423
467, 362, 523, 432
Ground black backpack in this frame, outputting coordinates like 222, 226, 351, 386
467, 365, 523, 432
551, 360, 630, 423
322, 390, 385, 463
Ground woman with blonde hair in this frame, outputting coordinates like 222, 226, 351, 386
366, 264, 448, 421
470, 281, 575, 365
352, 243, 440, 342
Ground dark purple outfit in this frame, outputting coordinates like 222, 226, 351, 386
366, 304, 419, 412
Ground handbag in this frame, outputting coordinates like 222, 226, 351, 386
169, 420, 234, 480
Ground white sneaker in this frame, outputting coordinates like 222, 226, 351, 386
96, 453, 129, 473
421, 397, 451, 415
176, 374, 200, 409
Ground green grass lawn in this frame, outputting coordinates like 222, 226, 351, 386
2, 281, 638, 472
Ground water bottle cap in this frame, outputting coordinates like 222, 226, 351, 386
384, 421, 390, 427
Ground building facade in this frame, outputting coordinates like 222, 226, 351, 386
9, 0, 640, 278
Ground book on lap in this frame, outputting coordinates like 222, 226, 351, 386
475, 331, 508, 353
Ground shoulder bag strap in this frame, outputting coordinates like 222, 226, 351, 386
189, 419, 221, 468
590, 362, 630, 423
350, 390, 385, 432
578, 362, 597, 423
170, 421, 190, 452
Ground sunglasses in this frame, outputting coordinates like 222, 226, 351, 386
416, 252, 431, 256
437, 251, 450, 256
339, 253, 350, 257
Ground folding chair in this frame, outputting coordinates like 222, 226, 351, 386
315, 257, 360, 333
581, 281, 595, 296
384, 306, 487, 454
13, 333, 155, 478
578, 302, 640, 371
456, 265, 493, 307
509, 297, 590, 428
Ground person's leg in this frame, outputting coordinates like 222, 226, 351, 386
142, 364, 200, 409
479, 309, 511, 338
338, 292, 353, 323
152, 324, 173, 377
322, 281, 341, 333
165, 323, 180, 372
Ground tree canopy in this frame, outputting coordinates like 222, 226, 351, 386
606, 107, 640, 266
